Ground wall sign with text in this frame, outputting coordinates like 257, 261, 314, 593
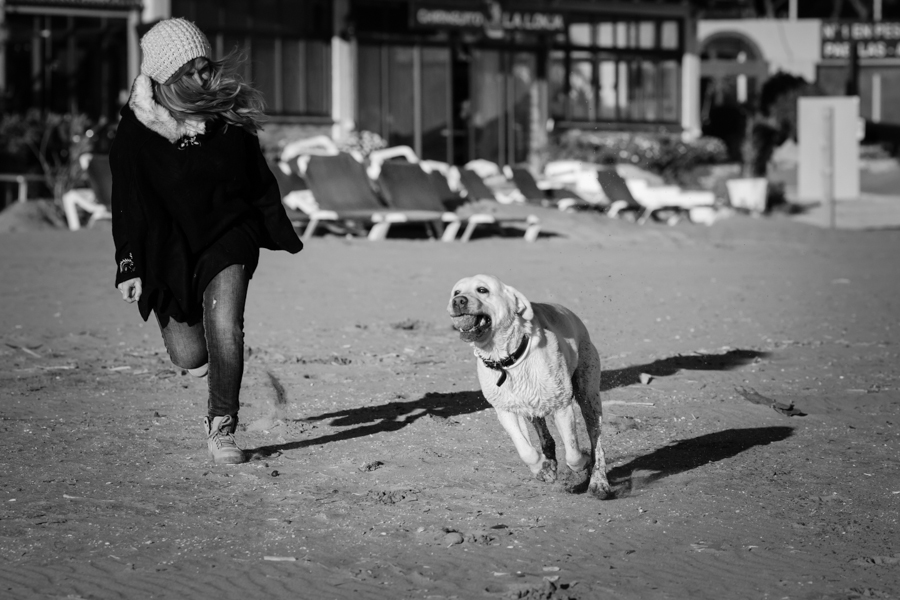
821, 21, 900, 59
410, 1, 566, 36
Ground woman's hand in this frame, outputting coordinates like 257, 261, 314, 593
117, 277, 142, 303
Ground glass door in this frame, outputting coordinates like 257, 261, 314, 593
356, 44, 451, 162
468, 50, 537, 166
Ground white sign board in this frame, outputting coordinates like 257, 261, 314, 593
798, 96, 860, 202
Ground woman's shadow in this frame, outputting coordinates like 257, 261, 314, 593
247, 390, 490, 458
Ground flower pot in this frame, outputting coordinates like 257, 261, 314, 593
726, 177, 768, 213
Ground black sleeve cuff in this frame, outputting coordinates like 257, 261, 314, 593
115, 252, 137, 286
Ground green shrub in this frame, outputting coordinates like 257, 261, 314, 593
759, 71, 822, 146
736, 71, 823, 177
0, 110, 96, 201
546, 130, 730, 186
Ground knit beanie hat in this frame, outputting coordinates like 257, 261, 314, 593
140, 18, 211, 84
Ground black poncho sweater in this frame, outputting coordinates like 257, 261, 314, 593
110, 75, 302, 323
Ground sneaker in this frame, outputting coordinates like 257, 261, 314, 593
203, 415, 245, 464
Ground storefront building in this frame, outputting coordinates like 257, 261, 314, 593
1, 0, 142, 118
817, 20, 900, 125
697, 16, 900, 132
1, 0, 701, 167
349, 0, 697, 166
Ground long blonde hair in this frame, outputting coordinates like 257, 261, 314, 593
152, 51, 266, 132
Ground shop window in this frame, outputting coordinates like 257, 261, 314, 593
641, 61, 659, 120
549, 51, 568, 118
569, 23, 592, 46
356, 44, 451, 162
661, 21, 680, 50
660, 60, 681, 121
554, 17, 682, 125
356, 48, 385, 137
618, 62, 631, 117
421, 48, 451, 161
615, 22, 629, 49
172, 0, 332, 117
598, 61, 617, 120
597, 23, 614, 48
251, 37, 278, 109
4, 13, 129, 118
551, 56, 681, 124
628, 23, 640, 48
638, 22, 656, 50
570, 18, 680, 52
389, 47, 416, 148
569, 54, 595, 121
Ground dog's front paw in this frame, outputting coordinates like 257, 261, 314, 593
588, 478, 613, 500
534, 459, 558, 483
558, 467, 588, 494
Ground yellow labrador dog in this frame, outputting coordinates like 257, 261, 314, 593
447, 274, 611, 499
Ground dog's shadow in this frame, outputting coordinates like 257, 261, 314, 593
247, 348, 769, 460
600, 348, 768, 392
246, 391, 490, 458
598, 426, 794, 498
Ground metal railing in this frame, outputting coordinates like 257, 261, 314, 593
0, 174, 46, 207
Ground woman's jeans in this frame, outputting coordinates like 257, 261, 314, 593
155, 264, 249, 424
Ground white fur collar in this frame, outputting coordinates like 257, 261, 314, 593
128, 74, 206, 143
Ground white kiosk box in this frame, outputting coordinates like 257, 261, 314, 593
797, 96, 860, 206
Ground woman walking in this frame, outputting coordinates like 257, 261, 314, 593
111, 18, 302, 464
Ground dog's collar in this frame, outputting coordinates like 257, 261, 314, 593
479, 335, 530, 387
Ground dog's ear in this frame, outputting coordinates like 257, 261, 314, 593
506, 285, 533, 322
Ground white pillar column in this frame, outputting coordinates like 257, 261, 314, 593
681, 17, 701, 139
0, 0, 7, 102
872, 73, 882, 123
331, 0, 355, 141
142, 0, 170, 22
127, 9, 140, 85
129, 0, 170, 87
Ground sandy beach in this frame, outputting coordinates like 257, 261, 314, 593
1, 208, 898, 599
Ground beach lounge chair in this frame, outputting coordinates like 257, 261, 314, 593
542, 160, 609, 207
597, 169, 716, 225
595, 169, 648, 222
424, 167, 467, 212
378, 161, 540, 242
62, 154, 112, 231
280, 135, 339, 163
367, 145, 419, 180
506, 165, 590, 211
623, 178, 717, 224
269, 160, 315, 229
302, 152, 444, 241
462, 160, 522, 204
458, 168, 501, 202
458, 166, 525, 205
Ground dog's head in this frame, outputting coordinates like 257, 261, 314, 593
447, 274, 533, 346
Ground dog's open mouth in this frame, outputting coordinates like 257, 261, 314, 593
451, 313, 492, 340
